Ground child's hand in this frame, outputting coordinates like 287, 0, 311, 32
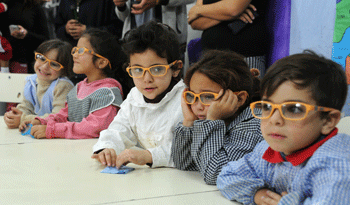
206, 89, 240, 121
4, 107, 22, 129
31, 119, 41, 126
18, 120, 32, 132
115, 149, 152, 168
254, 189, 288, 205
181, 88, 198, 127
31, 125, 47, 139
91, 148, 117, 167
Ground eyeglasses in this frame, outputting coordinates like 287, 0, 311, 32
126, 61, 178, 78
34, 52, 64, 71
184, 91, 219, 106
71, 47, 111, 69
250, 101, 337, 121
184, 91, 241, 106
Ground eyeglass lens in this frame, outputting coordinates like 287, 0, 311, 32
185, 92, 216, 105
36, 53, 61, 70
129, 66, 167, 77
252, 102, 307, 119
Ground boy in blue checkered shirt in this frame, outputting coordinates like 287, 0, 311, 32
217, 50, 350, 204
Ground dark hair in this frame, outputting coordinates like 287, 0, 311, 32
82, 28, 132, 97
262, 50, 348, 111
36, 39, 73, 78
184, 50, 260, 112
4, 0, 41, 7
122, 21, 182, 81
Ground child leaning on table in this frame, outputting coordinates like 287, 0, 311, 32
91, 21, 185, 168
25, 28, 129, 139
4, 39, 74, 129
217, 50, 350, 205
171, 50, 264, 185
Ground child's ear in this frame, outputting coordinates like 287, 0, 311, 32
321, 110, 341, 135
172, 60, 183, 77
97, 58, 109, 69
236, 91, 249, 106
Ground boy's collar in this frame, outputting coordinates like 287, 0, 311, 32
262, 128, 338, 166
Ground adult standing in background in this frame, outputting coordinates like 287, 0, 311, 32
55, 0, 124, 47
114, 0, 195, 61
41, 0, 60, 39
188, 0, 268, 76
3, 0, 49, 74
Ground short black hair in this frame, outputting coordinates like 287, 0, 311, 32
262, 50, 348, 111
122, 21, 182, 80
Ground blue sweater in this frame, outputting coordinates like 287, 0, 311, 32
217, 132, 350, 205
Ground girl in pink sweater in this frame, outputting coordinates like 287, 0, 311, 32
24, 28, 130, 139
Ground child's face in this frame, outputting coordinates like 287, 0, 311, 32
261, 81, 329, 155
130, 49, 180, 100
189, 72, 222, 120
34, 49, 62, 82
72, 37, 98, 77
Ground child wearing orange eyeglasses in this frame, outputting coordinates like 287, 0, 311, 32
217, 50, 350, 204
91, 21, 185, 168
24, 28, 130, 139
171, 49, 263, 185
4, 39, 74, 129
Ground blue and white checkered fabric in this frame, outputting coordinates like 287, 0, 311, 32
217, 134, 350, 205
172, 107, 263, 185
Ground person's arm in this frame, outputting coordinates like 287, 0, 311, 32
217, 141, 268, 204
280, 157, 350, 204
36, 103, 69, 125
171, 122, 198, 171
45, 105, 118, 139
190, 17, 221, 30
115, 2, 130, 22
190, 0, 251, 22
21, 81, 74, 123
165, 0, 195, 7
92, 103, 137, 154
17, 98, 35, 124
191, 119, 262, 185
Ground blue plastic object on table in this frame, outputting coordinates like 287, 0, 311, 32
100, 165, 135, 174
21, 124, 35, 138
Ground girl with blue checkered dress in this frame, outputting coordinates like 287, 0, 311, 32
171, 50, 264, 185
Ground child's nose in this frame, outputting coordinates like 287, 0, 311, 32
143, 70, 154, 82
193, 98, 204, 110
269, 108, 284, 125
40, 61, 51, 70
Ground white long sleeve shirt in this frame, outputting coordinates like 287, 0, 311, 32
93, 80, 185, 167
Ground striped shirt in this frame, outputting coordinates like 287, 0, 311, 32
217, 133, 350, 205
172, 107, 263, 185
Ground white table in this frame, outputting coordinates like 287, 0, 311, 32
0, 117, 239, 205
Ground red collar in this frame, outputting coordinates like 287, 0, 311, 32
262, 128, 338, 166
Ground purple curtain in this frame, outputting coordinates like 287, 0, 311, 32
266, 0, 291, 67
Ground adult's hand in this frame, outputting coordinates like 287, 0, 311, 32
65, 19, 79, 35
113, 0, 128, 7
238, 4, 257, 24
131, 0, 157, 15
10, 25, 28, 39
71, 23, 86, 40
